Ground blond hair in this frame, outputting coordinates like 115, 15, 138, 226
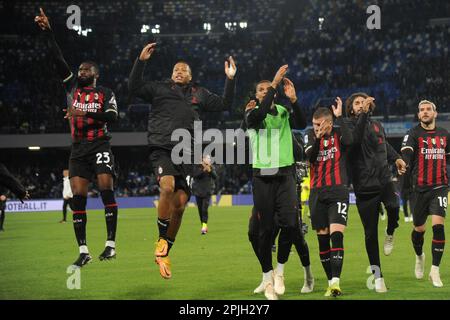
418, 100, 437, 111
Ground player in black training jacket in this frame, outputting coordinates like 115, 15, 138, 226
128, 43, 236, 279
344, 92, 406, 293
191, 155, 217, 235
401, 100, 448, 287
0, 163, 30, 231
35, 9, 119, 267
0, 163, 29, 203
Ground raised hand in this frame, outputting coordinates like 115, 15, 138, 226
362, 96, 375, 113
245, 100, 257, 112
34, 7, 51, 30
224, 56, 237, 80
272, 65, 288, 89
283, 78, 297, 103
139, 43, 156, 61
332, 97, 343, 117
315, 119, 332, 139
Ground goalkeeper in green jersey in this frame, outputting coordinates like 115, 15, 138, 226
245, 65, 307, 300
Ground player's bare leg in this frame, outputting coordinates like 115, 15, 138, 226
70, 176, 92, 267
97, 173, 118, 261
154, 176, 175, 258
154, 179, 188, 279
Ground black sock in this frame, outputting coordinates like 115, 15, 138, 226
432, 224, 445, 266
101, 190, 118, 244
411, 229, 425, 256
166, 237, 175, 254
71, 195, 87, 247
330, 231, 344, 279
317, 234, 332, 281
157, 218, 170, 239
386, 207, 400, 235
62, 199, 68, 221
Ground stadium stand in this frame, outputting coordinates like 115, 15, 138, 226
0, 0, 449, 198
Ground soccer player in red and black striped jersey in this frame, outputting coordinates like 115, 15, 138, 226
401, 100, 449, 287
304, 99, 354, 297
35, 9, 119, 267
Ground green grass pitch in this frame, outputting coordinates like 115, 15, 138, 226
0, 205, 449, 300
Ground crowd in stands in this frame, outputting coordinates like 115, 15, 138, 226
0, 163, 253, 199
0, 147, 254, 199
1, 0, 449, 134
1, 0, 449, 198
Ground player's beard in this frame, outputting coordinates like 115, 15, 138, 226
77, 75, 95, 87
420, 116, 433, 126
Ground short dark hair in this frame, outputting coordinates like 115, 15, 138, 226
174, 60, 192, 74
313, 107, 333, 120
345, 92, 376, 117
255, 80, 271, 92
82, 60, 100, 75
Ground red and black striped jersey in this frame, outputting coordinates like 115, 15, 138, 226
305, 126, 351, 190
64, 76, 118, 143
401, 125, 450, 191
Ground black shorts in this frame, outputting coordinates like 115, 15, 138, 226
309, 186, 349, 230
149, 148, 192, 198
412, 186, 448, 227
252, 173, 298, 232
69, 140, 116, 181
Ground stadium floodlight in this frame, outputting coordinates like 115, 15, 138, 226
72, 25, 92, 37
141, 24, 150, 33
141, 24, 159, 34
203, 23, 212, 32
225, 22, 238, 31
239, 21, 247, 29
28, 146, 41, 151
318, 17, 325, 30
151, 24, 161, 34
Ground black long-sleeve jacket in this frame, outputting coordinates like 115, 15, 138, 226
128, 59, 235, 149
346, 113, 401, 194
191, 165, 217, 198
0, 163, 27, 200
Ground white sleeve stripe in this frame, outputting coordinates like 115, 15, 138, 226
63, 73, 74, 83
305, 146, 312, 153
400, 146, 414, 152
106, 109, 118, 114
